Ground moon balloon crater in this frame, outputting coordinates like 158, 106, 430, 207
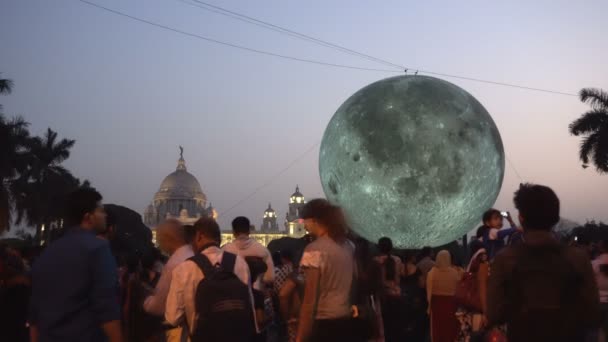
319, 75, 504, 247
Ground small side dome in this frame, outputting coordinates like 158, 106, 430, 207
264, 203, 276, 218
290, 185, 305, 204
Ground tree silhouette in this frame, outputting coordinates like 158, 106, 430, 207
0, 74, 86, 238
0, 115, 30, 233
569, 88, 608, 173
12, 128, 78, 241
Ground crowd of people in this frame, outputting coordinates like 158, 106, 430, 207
1, 182, 607, 341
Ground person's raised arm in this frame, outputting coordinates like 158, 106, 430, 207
296, 267, 320, 342
90, 244, 122, 342
496, 227, 517, 241
503, 212, 522, 237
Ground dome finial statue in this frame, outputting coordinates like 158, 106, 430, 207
177, 146, 187, 171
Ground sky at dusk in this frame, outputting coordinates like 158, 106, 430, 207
1, 0, 607, 234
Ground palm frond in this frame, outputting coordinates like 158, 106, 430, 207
0, 75, 14, 95
52, 138, 75, 163
579, 133, 599, 165
569, 109, 608, 135
592, 128, 608, 173
44, 128, 57, 149
580, 88, 608, 110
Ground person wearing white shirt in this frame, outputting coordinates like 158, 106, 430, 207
143, 219, 193, 341
222, 216, 274, 291
143, 219, 193, 315
165, 217, 254, 339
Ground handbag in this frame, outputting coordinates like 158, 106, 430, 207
455, 271, 483, 312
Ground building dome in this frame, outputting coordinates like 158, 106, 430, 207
144, 147, 213, 227
154, 155, 207, 203
291, 185, 303, 198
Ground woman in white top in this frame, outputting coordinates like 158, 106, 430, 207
296, 199, 360, 342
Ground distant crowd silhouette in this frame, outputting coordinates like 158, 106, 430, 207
1, 183, 607, 342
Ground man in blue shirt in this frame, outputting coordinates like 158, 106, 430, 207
29, 188, 122, 342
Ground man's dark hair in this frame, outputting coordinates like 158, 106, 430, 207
232, 216, 251, 235
420, 246, 433, 258
280, 250, 294, 264
378, 237, 393, 254
300, 199, 349, 242
105, 210, 117, 228
514, 183, 560, 231
194, 217, 221, 243
183, 224, 195, 244
482, 209, 501, 225
272, 251, 282, 267
64, 188, 102, 226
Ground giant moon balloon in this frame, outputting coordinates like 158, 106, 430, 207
319, 75, 504, 248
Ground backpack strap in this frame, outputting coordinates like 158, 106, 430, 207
220, 251, 237, 272
189, 253, 215, 277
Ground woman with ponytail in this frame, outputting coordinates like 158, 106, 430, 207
295, 199, 360, 342
374, 237, 404, 342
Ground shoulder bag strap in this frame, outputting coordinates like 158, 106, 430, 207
220, 251, 236, 272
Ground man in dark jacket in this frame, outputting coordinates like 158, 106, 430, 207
487, 183, 600, 341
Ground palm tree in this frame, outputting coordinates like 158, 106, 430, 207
569, 88, 608, 173
0, 74, 14, 94
0, 74, 14, 112
12, 128, 76, 241
0, 115, 30, 233
0, 74, 28, 233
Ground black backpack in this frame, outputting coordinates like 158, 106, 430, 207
506, 244, 584, 341
189, 252, 255, 342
